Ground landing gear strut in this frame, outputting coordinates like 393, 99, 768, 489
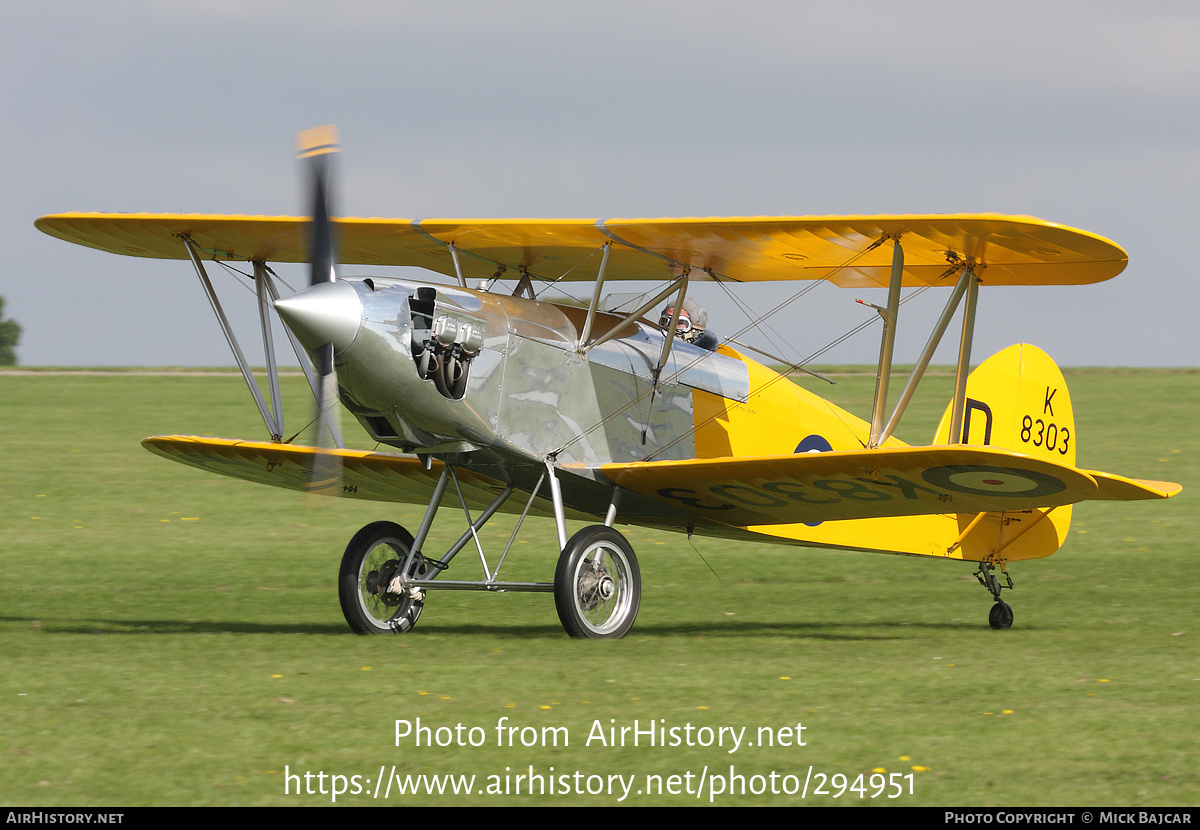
975, 561, 1014, 630
333, 464, 642, 639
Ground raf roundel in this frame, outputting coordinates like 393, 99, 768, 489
921, 465, 1067, 499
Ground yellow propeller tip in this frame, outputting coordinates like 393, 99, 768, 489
296, 125, 340, 159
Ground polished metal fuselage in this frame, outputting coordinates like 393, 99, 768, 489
342, 278, 747, 459
325, 277, 748, 518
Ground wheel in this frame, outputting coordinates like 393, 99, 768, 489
988, 600, 1014, 630
554, 525, 641, 639
338, 521, 428, 634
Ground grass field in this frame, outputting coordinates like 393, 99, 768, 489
1, 368, 1194, 806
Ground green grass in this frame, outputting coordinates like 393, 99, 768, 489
0, 369, 1193, 806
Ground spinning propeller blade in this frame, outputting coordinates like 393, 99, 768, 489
296, 125, 344, 496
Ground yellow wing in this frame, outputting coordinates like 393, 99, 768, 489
35, 213, 1127, 287
601, 445, 1175, 528
142, 435, 509, 508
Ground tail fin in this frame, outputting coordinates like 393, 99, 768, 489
933, 344, 1075, 562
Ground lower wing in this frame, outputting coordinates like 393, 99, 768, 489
600, 445, 1179, 527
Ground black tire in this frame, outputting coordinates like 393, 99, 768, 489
338, 521, 427, 635
554, 525, 640, 639
988, 600, 1014, 630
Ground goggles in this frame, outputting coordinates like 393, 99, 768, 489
659, 310, 693, 334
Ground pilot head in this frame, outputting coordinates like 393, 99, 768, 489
659, 298, 708, 344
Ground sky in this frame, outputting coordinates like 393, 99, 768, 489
3, 0, 1199, 368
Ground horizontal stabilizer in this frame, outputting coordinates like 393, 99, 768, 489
1084, 470, 1183, 500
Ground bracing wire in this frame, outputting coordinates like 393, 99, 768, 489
554, 239, 887, 458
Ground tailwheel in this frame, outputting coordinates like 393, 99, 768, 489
338, 521, 428, 634
989, 601, 1014, 630
975, 560, 1015, 630
554, 525, 641, 639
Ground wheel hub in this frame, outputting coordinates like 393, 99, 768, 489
577, 570, 601, 611
368, 559, 403, 607
596, 575, 616, 601
576, 557, 615, 612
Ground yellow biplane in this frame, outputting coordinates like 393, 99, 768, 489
35, 127, 1181, 637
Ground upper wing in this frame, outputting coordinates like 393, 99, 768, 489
35, 212, 1126, 287
601, 445, 1177, 527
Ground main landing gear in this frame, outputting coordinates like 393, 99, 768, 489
334, 463, 641, 639
975, 561, 1014, 630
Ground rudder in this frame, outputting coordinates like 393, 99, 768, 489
933, 344, 1075, 562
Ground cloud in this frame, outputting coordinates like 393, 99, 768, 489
6, 2, 1198, 366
